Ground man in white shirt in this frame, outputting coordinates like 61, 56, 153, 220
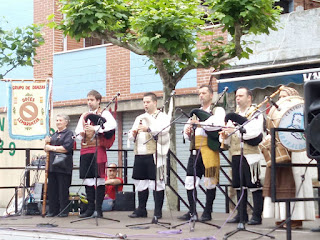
128, 92, 171, 219
221, 87, 264, 225
178, 85, 225, 222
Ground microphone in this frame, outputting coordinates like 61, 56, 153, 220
116, 92, 120, 96
222, 86, 228, 93
178, 108, 190, 118
170, 90, 176, 97
268, 97, 281, 111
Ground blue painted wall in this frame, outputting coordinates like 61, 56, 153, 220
130, 52, 197, 93
53, 47, 107, 101
0, 0, 34, 107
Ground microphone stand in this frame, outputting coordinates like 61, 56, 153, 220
71, 119, 119, 225
159, 90, 175, 113
223, 109, 274, 240
171, 120, 221, 231
100, 93, 120, 115
126, 114, 183, 229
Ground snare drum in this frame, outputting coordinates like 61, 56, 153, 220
267, 96, 306, 152
259, 135, 290, 166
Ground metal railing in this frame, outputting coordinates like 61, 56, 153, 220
166, 149, 251, 213
0, 147, 254, 215
270, 128, 320, 240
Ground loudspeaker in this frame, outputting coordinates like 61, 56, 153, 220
25, 203, 40, 215
114, 192, 135, 211
304, 80, 320, 160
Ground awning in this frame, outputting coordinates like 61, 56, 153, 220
216, 66, 320, 93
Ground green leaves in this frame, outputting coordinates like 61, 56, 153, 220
55, 0, 131, 40
129, 0, 203, 55
0, 23, 44, 79
208, 0, 281, 36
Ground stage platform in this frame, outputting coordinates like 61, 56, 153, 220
0, 210, 319, 240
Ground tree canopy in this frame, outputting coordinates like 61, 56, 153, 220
0, 21, 44, 79
50, 0, 281, 99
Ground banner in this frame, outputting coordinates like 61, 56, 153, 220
8, 81, 49, 140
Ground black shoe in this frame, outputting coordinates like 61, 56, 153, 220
58, 213, 68, 218
96, 211, 103, 218
79, 209, 94, 218
153, 214, 162, 219
227, 215, 248, 223
177, 212, 191, 221
45, 212, 58, 217
128, 209, 147, 218
247, 217, 262, 225
227, 216, 240, 223
311, 226, 320, 232
200, 212, 212, 222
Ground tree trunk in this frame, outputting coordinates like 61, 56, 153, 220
163, 82, 178, 211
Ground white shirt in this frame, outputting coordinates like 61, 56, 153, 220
128, 111, 171, 156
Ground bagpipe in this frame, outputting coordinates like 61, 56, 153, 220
224, 112, 263, 146
84, 113, 115, 140
189, 108, 220, 151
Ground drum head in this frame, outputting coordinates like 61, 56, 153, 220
268, 96, 306, 152
278, 102, 306, 151
267, 96, 303, 129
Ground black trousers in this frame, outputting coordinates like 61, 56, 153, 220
231, 155, 261, 189
47, 172, 72, 214
186, 150, 205, 178
132, 154, 156, 180
80, 153, 98, 179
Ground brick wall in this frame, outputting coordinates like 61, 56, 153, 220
33, 0, 55, 79
106, 45, 131, 99
67, 36, 84, 51
85, 37, 104, 48
53, 1, 63, 54
294, 0, 320, 10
